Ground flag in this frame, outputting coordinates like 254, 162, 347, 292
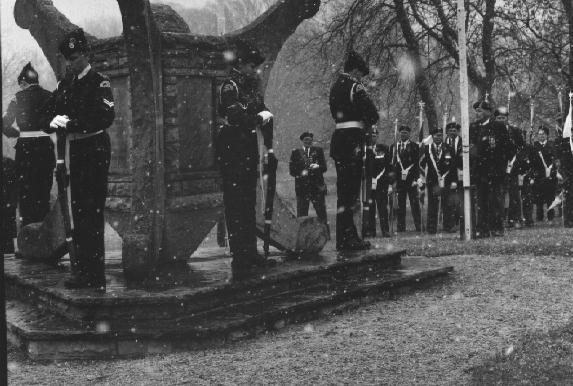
563, 105, 572, 139
548, 192, 563, 211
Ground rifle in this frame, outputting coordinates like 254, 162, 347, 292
55, 128, 78, 270
256, 113, 276, 258
389, 118, 398, 235
361, 125, 373, 239
529, 97, 535, 145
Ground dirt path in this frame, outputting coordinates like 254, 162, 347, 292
8, 250, 573, 385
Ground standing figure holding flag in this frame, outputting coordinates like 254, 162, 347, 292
42, 29, 115, 291
329, 50, 379, 251
392, 125, 422, 232
216, 39, 276, 273
559, 91, 573, 227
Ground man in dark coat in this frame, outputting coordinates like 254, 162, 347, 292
3, 62, 55, 227
531, 126, 558, 222
419, 129, 456, 234
444, 122, 463, 232
329, 51, 379, 250
2, 157, 18, 253
216, 39, 276, 273
469, 100, 511, 237
494, 107, 523, 227
43, 29, 115, 291
391, 125, 421, 232
289, 131, 327, 223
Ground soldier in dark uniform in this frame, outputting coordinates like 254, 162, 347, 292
391, 126, 421, 232
494, 107, 523, 227
2, 157, 18, 253
289, 132, 327, 223
3, 62, 55, 226
558, 115, 573, 228
531, 126, 558, 222
363, 128, 392, 237
216, 39, 276, 273
469, 101, 511, 237
43, 29, 115, 291
444, 122, 463, 232
516, 139, 535, 226
419, 129, 456, 234
329, 51, 379, 250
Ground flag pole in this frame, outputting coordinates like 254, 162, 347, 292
457, 0, 472, 240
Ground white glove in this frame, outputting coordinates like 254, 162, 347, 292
257, 111, 273, 125
310, 163, 319, 169
557, 172, 563, 181
49, 115, 69, 129
451, 182, 458, 189
416, 177, 425, 188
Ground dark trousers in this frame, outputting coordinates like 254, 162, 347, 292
296, 191, 327, 223
15, 137, 55, 226
476, 177, 504, 235
396, 181, 421, 232
223, 175, 257, 263
69, 134, 110, 285
373, 186, 389, 235
443, 184, 461, 231
504, 175, 522, 223
521, 182, 534, 225
426, 184, 448, 234
335, 159, 362, 247
534, 178, 556, 221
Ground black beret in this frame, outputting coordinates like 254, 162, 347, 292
59, 28, 89, 60
494, 106, 509, 117
473, 101, 492, 111
17, 62, 38, 84
399, 125, 411, 132
538, 125, 549, 136
233, 39, 265, 67
344, 50, 369, 75
445, 122, 461, 131
430, 126, 442, 135
300, 132, 313, 140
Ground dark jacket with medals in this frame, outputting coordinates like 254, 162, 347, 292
329, 73, 379, 160
391, 140, 420, 185
470, 119, 511, 181
289, 146, 327, 197
216, 69, 272, 181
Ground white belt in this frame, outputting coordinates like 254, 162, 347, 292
67, 130, 103, 141
19, 131, 51, 138
335, 121, 364, 129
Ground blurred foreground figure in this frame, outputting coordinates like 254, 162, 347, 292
3, 62, 55, 227
43, 28, 115, 291
2, 157, 18, 253
329, 50, 379, 251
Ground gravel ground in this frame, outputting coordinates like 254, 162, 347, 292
8, 241, 573, 385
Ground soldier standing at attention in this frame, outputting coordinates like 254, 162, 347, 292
391, 125, 422, 232
329, 51, 379, 251
531, 126, 558, 222
370, 129, 393, 237
469, 101, 511, 237
3, 63, 55, 227
444, 122, 463, 232
289, 131, 328, 223
43, 29, 115, 291
216, 39, 276, 274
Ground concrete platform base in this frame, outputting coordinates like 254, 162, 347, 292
5, 246, 453, 360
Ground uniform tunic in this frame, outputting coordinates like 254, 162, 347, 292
216, 69, 272, 265
391, 140, 421, 232
289, 145, 327, 222
367, 143, 392, 236
444, 135, 463, 231
329, 73, 379, 248
531, 140, 558, 221
3, 84, 55, 226
43, 67, 114, 285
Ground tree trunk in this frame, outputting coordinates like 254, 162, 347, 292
394, 0, 439, 132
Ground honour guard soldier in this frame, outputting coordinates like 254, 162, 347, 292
216, 39, 276, 273
444, 122, 462, 232
2, 157, 18, 253
329, 51, 379, 250
3, 62, 55, 226
494, 107, 524, 227
470, 101, 511, 237
289, 131, 328, 223
531, 126, 557, 222
369, 129, 393, 237
43, 29, 115, 291
419, 128, 456, 234
515, 137, 535, 226
391, 125, 421, 232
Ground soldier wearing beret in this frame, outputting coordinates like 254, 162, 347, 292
329, 50, 379, 250
531, 126, 558, 222
444, 122, 463, 232
419, 128, 456, 234
494, 106, 524, 227
216, 39, 276, 274
3, 62, 55, 227
43, 28, 115, 291
470, 100, 511, 237
391, 125, 422, 232
289, 132, 328, 223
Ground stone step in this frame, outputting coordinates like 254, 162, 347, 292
5, 248, 403, 324
7, 257, 452, 360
